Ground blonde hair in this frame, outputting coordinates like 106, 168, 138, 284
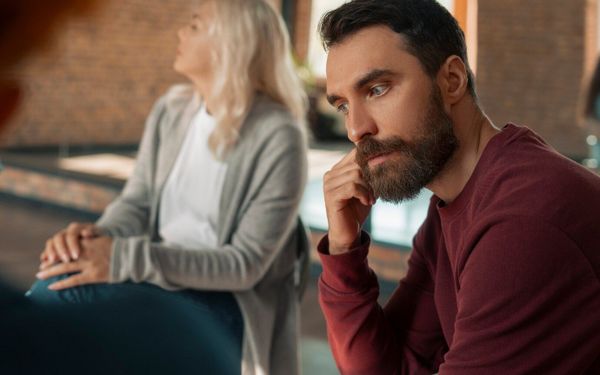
197, 0, 307, 158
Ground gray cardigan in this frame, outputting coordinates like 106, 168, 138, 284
96, 84, 309, 375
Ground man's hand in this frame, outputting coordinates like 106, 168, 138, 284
36, 236, 112, 290
323, 149, 376, 255
39, 222, 101, 269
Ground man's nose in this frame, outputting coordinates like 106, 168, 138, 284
347, 107, 377, 143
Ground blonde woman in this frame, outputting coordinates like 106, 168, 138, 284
28, 1, 309, 374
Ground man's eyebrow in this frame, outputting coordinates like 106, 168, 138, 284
192, 13, 199, 19
326, 69, 396, 107
354, 69, 395, 91
326, 94, 342, 106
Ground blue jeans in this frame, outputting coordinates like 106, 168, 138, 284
26, 275, 243, 375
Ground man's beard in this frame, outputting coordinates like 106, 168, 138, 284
355, 84, 459, 203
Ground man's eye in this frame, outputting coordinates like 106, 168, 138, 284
189, 24, 197, 30
370, 85, 388, 97
336, 103, 349, 115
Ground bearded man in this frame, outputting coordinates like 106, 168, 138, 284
318, 1, 600, 374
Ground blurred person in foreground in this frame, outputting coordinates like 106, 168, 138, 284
0, 1, 239, 374
28, 0, 310, 374
317, 0, 600, 374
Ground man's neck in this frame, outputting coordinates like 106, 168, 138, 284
427, 100, 500, 204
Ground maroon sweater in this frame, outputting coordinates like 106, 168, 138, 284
318, 124, 600, 374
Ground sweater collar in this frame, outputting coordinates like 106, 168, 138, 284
436, 123, 522, 222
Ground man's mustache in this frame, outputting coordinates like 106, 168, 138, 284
355, 136, 411, 166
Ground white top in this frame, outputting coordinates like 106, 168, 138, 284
158, 104, 227, 249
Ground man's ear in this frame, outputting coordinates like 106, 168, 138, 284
0, 83, 21, 134
437, 55, 469, 107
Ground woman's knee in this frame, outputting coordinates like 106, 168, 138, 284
26, 274, 96, 305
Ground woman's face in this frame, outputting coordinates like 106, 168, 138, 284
174, 2, 215, 81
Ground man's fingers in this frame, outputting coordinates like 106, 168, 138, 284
325, 166, 371, 190
48, 273, 87, 291
325, 169, 374, 203
325, 161, 363, 180
36, 261, 82, 280
327, 180, 374, 207
331, 148, 358, 169
343, 182, 374, 207
325, 152, 372, 195
324, 163, 364, 188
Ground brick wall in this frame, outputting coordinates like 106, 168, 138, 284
8, 0, 593, 158
1, 0, 308, 149
294, 0, 313, 62
2, 0, 193, 148
477, 0, 597, 158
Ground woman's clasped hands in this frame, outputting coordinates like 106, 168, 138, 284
36, 222, 112, 290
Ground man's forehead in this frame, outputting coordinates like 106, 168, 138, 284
325, 26, 403, 67
325, 27, 413, 94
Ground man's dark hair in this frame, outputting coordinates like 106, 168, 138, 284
319, 0, 476, 98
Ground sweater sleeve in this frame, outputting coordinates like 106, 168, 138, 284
95, 96, 166, 237
440, 217, 600, 374
318, 228, 446, 375
108, 124, 307, 291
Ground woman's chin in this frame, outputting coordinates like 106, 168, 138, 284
173, 60, 181, 73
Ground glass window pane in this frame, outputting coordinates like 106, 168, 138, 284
370, 190, 432, 247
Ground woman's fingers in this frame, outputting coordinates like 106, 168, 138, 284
65, 223, 85, 259
40, 239, 54, 262
51, 231, 72, 263
41, 222, 96, 267
40, 236, 111, 290
39, 258, 55, 270
47, 273, 87, 291
39, 240, 59, 269
80, 225, 100, 239
36, 261, 82, 280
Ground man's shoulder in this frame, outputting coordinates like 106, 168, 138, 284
473, 127, 600, 228
464, 134, 600, 279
